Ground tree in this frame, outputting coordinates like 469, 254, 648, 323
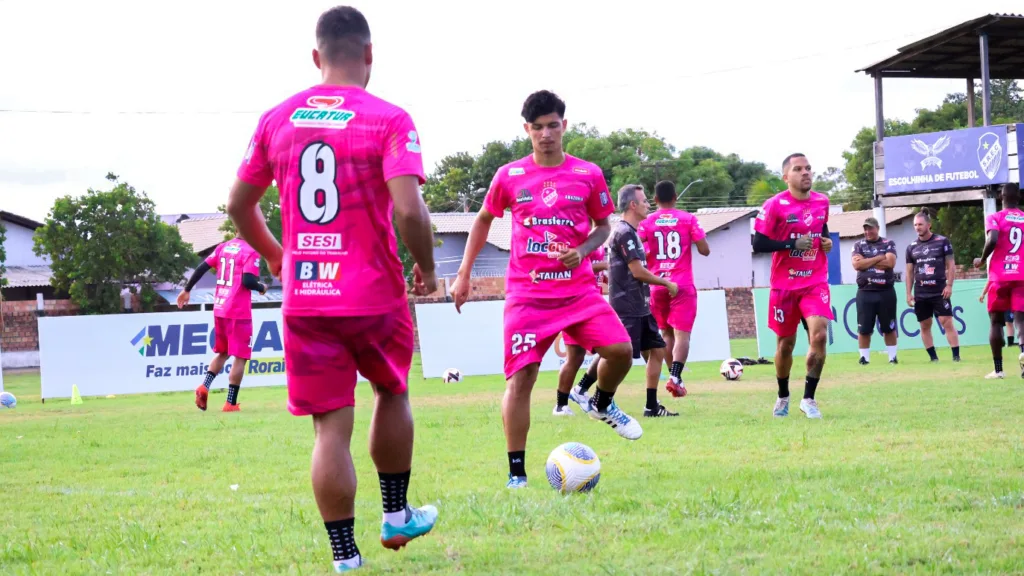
746, 175, 786, 207
218, 186, 282, 285
840, 79, 1024, 264
32, 173, 197, 314
218, 184, 441, 284
0, 221, 7, 288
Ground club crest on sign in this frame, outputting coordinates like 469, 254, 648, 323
977, 131, 1003, 180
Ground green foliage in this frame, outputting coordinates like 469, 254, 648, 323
0, 220, 7, 288
746, 175, 786, 207
422, 125, 771, 214
32, 173, 197, 314
218, 186, 282, 285
840, 79, 1024, 264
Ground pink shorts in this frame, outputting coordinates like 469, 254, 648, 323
650, 284, 698, 332
503, 291, 629, 380
282, 306, 414, 416
562, 285, 605, 349
987, 280, 1024, 313
213, 317, 253, 360
768, 283, 835, 338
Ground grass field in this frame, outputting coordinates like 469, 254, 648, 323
2, 339, 1024, 575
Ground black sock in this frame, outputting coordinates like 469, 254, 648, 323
325, 518, 359, 562
952, 346, 960, 359
646, 388, 658, 410
592, 387, 614, 412
1009, 336, 1015, 347
804, 376, 820, 400
508, 451, 526, 478
226, 384, 240, 405
995, 357, 1004, 373
777, 377, 790, 399
202, 371, 216, 390
577, 372, 596, 393
378, 470, 410, 515
670, 361, 683, 380
556, 391, 569, 408
926, 346, 938, 360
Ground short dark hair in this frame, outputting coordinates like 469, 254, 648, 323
654, 180, 676, 204
1002, 182, 1021, 202
617, 184, 643, 212
915, 208, 932, 223
521, 90, 566, 123
316, 6, 371, 64
782, 153, 806, 172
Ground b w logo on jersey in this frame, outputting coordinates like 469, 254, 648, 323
295, 261, 341, 281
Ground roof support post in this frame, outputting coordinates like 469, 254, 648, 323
979, 32, 992, 126
873, 74, 885, 141
966, 78, 976, 127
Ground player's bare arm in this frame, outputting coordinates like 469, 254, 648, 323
695, 238, 710, 257
905, 262, 916, 305
592, 260, 609, 273
560, 218, 611, 269
943, 254, 955, 299
388, 175, 438, 296
820, 223, 833, 252
975, 230, 999, 268
177, 260, 214, 308
626, 259, 678, 297
450, 206, 496, 312
226, 179, 283, 277
852, 253, 884, 271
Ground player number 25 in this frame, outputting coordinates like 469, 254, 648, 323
299, 141, 340, 225
654, 230, 682, 260
510, 333, 537, 355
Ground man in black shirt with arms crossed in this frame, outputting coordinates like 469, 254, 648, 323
851, 217, 899, 365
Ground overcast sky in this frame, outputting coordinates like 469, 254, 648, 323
0, 0, 1019, 221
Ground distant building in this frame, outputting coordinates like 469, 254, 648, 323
0, 211, 53, 301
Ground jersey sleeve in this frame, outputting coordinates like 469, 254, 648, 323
885, 240, 897, 255
613, 230, 644, 265
236, 113, 275, 188
691, 216, 707, 242
753, 198, 777, 237
243, 250, 261, 275
985, 213, 1000, 233
204, 246, 220, 268
483, 170, 509, 218
585, 167, 614, 221
943, 237, 954, 258
851, 240, 862, 256
905, 244, 915, 263
636, 218, 650, 246
382, 109, 426, 185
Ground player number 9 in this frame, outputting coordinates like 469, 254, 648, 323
299, 141, 340, 225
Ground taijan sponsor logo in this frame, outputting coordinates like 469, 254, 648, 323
290, 96, 356, 129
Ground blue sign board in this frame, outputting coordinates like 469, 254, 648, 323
826, 232, 842, 285
883, 125, 1010, 193
1018, 124, 1024, 179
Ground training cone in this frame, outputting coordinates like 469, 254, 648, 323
70, 385, 83, 405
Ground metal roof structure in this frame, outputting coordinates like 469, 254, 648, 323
858, 14, 1024, 79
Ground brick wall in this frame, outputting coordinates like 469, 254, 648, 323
724, 287, 756, 339
0, 299, 79, 352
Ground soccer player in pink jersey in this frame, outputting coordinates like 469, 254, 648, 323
225, 6, 438, 572
637, 180, 710, 398
554, 244, 608, 416
974, 183, 1024, 379
751, 153, 833, 419
177, 237, 267, 412
450, 90, 641, 489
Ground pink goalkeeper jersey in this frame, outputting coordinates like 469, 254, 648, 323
204, 238, 260, 320
484, 154, 614, 299
237, 85, 426, 317
754, 190, 831, 290
637, 208, 706, 288
985, 208, 1024, 282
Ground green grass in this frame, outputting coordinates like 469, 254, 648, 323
2, 339, 1024, 575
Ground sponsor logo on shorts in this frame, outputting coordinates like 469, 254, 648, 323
295, 261, 341, 281
290, 96, 356, 129
529, 269, 572, 283
296, 233, 343, 252
820, 288, 830, 304
523, 216, 575, 227
526, 231, 569, 257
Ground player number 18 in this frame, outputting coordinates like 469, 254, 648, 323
653, 230, 682, 260
510, 333, 537, 355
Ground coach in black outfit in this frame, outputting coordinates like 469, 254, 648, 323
851, 217, 899, 365
905, 209, 960, 362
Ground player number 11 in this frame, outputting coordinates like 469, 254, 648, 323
217, 258, 235, 287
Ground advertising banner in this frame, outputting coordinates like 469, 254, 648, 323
883, 126, 1009, 193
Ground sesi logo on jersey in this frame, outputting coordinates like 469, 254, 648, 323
295, 261, 341, 281
296, 233, 343, 252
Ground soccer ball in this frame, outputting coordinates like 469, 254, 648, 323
546, 442, 601, 494
442, 368, 462, 383
0, 392, 17, 409
720, 358, 743, 381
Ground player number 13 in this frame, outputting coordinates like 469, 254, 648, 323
299, 141, 340, 225
773, 307, 784, 323
510, 333, 537, 355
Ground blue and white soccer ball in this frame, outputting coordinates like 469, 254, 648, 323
442, 368, 462, 383
546, 442, 601, 494
0, 392, 17, 409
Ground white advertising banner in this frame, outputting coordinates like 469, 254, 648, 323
415, 290, 732, 379
37, 308, 369, 400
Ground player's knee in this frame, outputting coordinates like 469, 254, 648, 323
809, 329, 828, 349
777, 338, 796, 355
603, 342, 633, 365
